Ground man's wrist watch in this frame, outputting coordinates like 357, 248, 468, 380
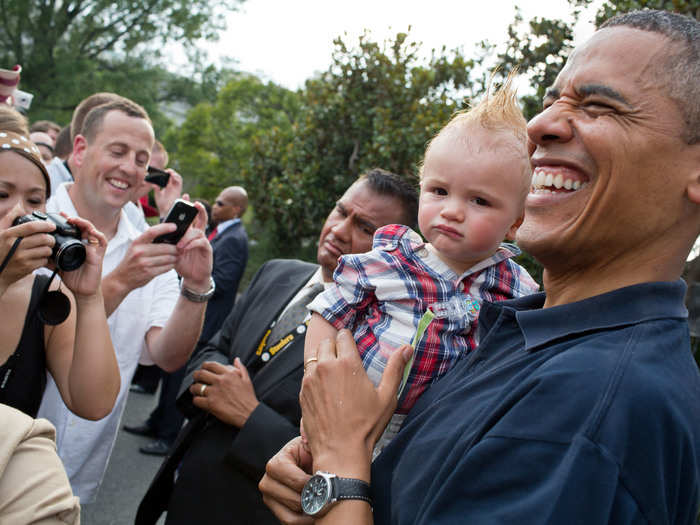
179, 276, 215, 302
300, 471, 372, 516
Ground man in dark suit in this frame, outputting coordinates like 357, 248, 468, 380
202, 185, 249, 341
136, 169, 418, 525
126, 186, 249, 455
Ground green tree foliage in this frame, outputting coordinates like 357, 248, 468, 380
0, 0, 244, 126
571, 0, 699, 26
481, 7, 580, 121
488, 0, 698, 121
166, 74, 302, 200
243, 31, 476, 258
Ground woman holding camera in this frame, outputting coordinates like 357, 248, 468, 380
0, 105, 119, 419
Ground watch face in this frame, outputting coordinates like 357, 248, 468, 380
301, 474, 332, 515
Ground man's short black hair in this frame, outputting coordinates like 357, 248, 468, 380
359, 168, 419, 230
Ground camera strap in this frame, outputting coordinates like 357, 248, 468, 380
0, 235, 70, 325
0, 237, 23, 276
1, 269, 68, 395
36, 270, 70, 326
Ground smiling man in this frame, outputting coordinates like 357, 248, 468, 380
260, 10, 700, 525
136, 168, 417, 525
37, 99, 214, 504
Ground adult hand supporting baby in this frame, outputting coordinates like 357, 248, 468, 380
300, 329, 411, 478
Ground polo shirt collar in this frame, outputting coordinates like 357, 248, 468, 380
484, 280, 688, 352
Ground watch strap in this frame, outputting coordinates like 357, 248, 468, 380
332, 476, 373, 506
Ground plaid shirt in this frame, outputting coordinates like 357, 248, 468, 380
308, 224, 539, 414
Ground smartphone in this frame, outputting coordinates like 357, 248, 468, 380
153, 199, 198, 244
146, 166, 171, 188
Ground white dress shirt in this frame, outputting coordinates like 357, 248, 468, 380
37, 183, 179, 503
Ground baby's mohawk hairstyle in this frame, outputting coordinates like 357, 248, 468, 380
420, 71, 528, 179
443, 71, 527, 143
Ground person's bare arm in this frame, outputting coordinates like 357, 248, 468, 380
144, 202, 213, 371
153, 169, 183, 219
262, 330, 410, 525
304, 313, 338, 369
189, 359, 259, 428
260, 437, 314, 525
144, 295, 206, 372
45, 217, 119, 420
301, 314, 340, 446
0, 204, 55, 297
100, 222, 179, 316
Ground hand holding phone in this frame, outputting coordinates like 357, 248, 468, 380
153, 199, 198, 244
145, 166, 171, 188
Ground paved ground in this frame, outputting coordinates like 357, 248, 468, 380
81, 389, 166, 525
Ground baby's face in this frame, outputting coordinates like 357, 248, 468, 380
418, 126, 529, 274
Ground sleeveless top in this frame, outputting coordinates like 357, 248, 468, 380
0, 274, 48, 417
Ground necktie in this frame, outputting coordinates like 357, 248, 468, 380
207, 227, 218, 241
251, 282, 325, 372
265, 283, 325, 352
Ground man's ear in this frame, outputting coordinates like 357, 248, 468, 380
687, 170, 700, 205
685, 143, 700, 205
72, 135, 88, 167
505, 214, 524, 241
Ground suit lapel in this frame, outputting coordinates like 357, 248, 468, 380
210, 222, 235, 249
237, 264, 317, 368
253, 335, 304, 398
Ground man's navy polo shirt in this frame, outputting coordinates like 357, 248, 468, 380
373, 281, 700, 524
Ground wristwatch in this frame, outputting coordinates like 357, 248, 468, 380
179, 276, 215, 303
301, 471, 372, 516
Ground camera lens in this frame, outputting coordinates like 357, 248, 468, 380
54, 239, 86, 271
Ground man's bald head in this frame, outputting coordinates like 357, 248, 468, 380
212, 186, 248, 224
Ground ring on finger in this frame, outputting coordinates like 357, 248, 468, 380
200, 384, 207, 396
303, 357, 318, 372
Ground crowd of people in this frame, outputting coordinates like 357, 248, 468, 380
0, 8, 699, 525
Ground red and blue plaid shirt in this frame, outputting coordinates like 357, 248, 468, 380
308, 224, 539, 414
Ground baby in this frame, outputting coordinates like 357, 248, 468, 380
305, 78, 539, 452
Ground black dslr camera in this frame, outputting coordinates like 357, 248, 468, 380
13, 211, 86, 271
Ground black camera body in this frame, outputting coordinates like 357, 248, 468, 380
13, 211, 86, 271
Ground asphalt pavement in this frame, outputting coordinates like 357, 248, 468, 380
81, 388, 167, 525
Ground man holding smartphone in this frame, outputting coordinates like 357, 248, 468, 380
37, 98, 214, 504
128, 186, 249, 456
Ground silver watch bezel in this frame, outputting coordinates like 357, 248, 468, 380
301, 472, 334, 516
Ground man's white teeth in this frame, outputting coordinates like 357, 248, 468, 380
110, 179, 128, 189
532, 171, 582, 191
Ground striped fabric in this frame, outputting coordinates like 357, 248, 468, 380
308, 224, 539, 414
0, 65, 21, 103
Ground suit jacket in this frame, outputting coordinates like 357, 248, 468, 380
201, 221, 249, 342
136, 259, 318, 525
